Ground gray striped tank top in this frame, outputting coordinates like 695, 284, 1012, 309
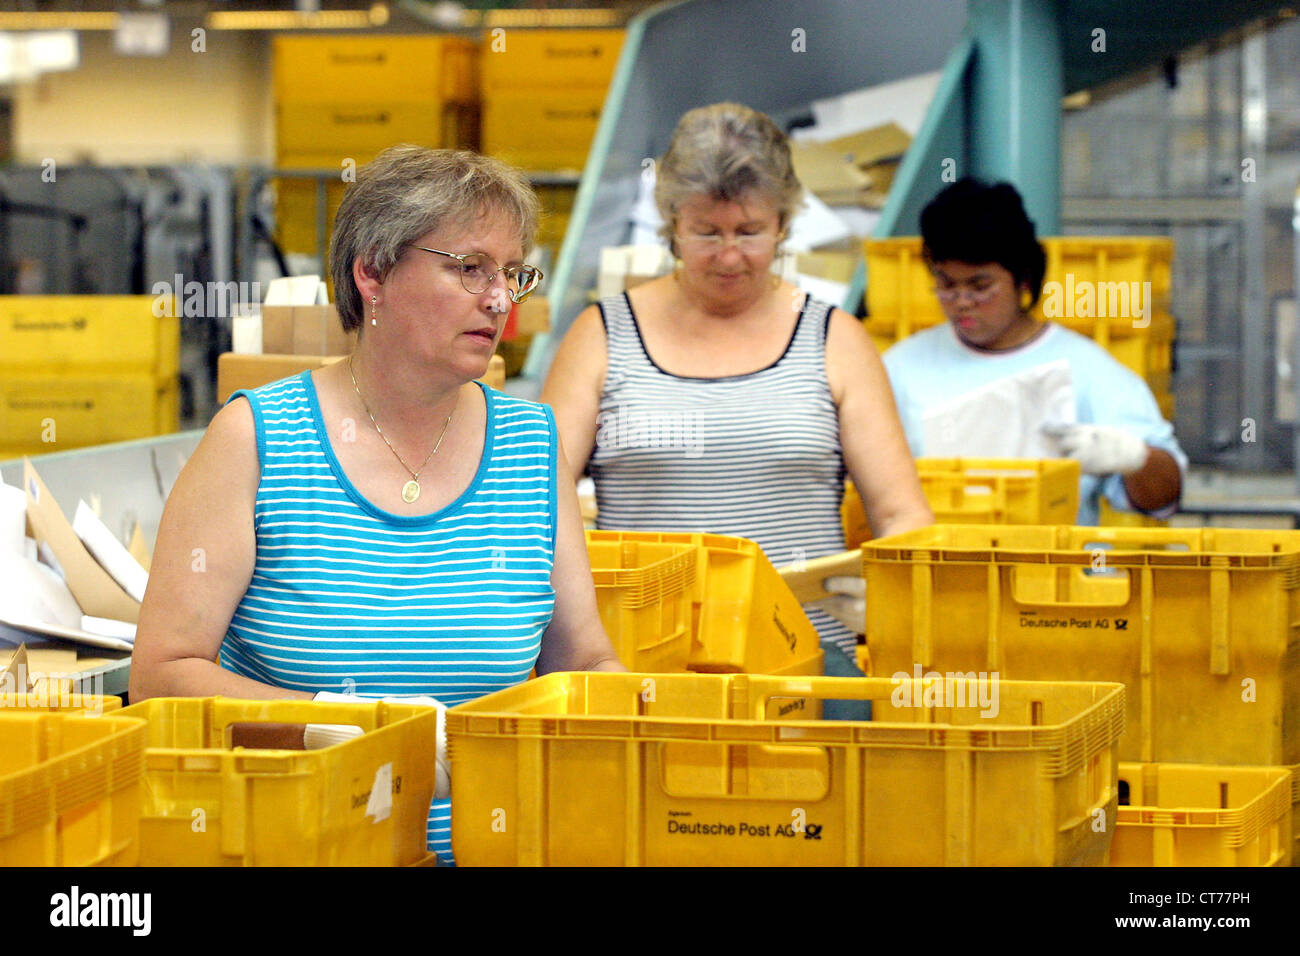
588, 291, 856, 655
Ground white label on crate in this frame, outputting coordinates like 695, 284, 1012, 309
366, 763, 393, 823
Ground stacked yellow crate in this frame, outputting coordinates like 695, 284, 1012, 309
272, 35, 480, 255
480, 28, 623, 172
864, 236, 1176, 416
0, 296, 179, 458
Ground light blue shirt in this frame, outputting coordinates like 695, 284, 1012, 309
882, 322, 1186, 525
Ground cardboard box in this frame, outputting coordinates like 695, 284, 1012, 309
217, 353, 505, 403
22, 459, 140, 624
217, 353, 345, 403
260, 305, 356, 357
790, 123, 911, 207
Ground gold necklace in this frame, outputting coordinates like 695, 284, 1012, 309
348, 355, 455, 504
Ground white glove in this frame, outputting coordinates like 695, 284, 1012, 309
1042, 423, 1149, 475
309, 691, 450, 801
808, 575, 866, 635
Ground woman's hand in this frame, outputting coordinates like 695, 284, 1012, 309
128, 398, 314, 703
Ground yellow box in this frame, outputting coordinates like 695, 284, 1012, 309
862, 524, 1300, 765
841, 457, 1081, 548
274, 35, 479, 105
0, 711, 146, 866
0, 296, 178, 378
480, 28, 624, 93
585, 531, 821, 676
534, 183, 576, 247
482, 89, 605, 170
1112, 763, 1292, 867
1, 693, 121, 713
276, 102, 449, 158
865, 236, 1173, 333
116, 696, 438, 866
274, 177, 347, 256
587, 536, 696, 672
1098, 497, 1169, 528
447, 672, 1124, 866
0, 372, 178, 453
865, 236, 1176, 397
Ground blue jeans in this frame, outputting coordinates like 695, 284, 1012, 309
820, 640, 871, 721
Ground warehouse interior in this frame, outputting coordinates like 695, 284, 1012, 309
1, 0, 1299, 882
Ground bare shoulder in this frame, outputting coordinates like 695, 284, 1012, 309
825, 306, 875, 352
179, 396, 260, 501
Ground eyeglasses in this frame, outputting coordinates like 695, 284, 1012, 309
673, 232, 782, 255
932, 283, 999, 305
412, 247, 544, 303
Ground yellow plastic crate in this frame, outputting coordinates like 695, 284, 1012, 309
842, 457, 1081, 547
276, 102, 451, 158
275, 177, 348, 257
865, 236, 1176, 396
862, 524, 1300, 765
0, 372, 178, 454
0, 711, 146, 866
1112, 763, 1292, 867
587, 535, 696, 672
273, 35, 479, 105
480, 28, 624, 93
865, 236, 1173, 333
1042, 237, 1173, 325
0, 296, 178, 378
116, 697, 438, 866
586, 530, 821, 676
1098, 497, 1169, 528
447, 672, 1124, 866
1, 693, 121, 714
1157, 391, 1175, 421
482, 88, 605, 170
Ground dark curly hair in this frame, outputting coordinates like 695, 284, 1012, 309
919, 177, 1047, 309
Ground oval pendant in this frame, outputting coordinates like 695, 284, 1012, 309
401, 479, 421, 503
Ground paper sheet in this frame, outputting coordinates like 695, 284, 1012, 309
920, 360, 1077, 458
22, 459, 141, 623
72, 500, 149, 603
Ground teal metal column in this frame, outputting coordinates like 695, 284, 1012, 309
967, 0, 1063, 234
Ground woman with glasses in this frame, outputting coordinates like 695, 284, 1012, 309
882, 177, 1184, 523
541, 103, 932, 673
130, 145, 624, 865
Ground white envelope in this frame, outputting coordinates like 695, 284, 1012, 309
921, 359, 1077, 458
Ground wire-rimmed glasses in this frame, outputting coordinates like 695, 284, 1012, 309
412, 246, 544, 303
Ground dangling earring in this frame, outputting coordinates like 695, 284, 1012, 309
370, 295, 378, 327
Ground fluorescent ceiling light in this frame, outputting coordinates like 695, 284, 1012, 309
207, 5, 389, 30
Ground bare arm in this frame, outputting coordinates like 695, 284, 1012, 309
128, 398, 313, 703
1123, 447, 1182, 512
825, 307, 933, 538
538, 305, 607, 484
535, 441, 625, 674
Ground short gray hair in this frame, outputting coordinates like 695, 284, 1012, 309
330, 145, 539, 332
655, 103, 803, 252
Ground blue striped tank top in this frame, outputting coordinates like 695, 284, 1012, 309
588, 292, 855, 655
221, 371, 558, 865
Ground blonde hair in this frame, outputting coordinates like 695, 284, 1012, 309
655, 103, 803, 252
330, 145, 539, 331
